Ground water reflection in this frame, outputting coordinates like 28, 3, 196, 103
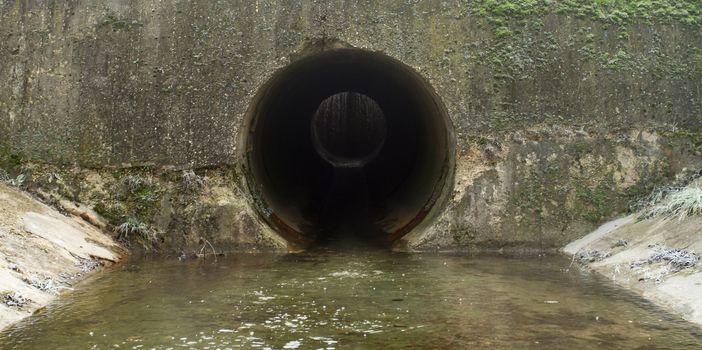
0, 250, 700, 349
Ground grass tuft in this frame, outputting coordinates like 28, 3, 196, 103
116, 218, 154, 243
121, 175, 151, 194
639, 187, 702, 221
181, 170, 206, 192
630, 185, 680, 213
1, 169, 26, 187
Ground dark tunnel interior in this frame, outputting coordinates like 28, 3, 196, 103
242, 48, 453, 247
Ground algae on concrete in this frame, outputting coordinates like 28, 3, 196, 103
0, 1, 701, 251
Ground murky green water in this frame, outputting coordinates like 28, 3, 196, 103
1, 250, 700, 349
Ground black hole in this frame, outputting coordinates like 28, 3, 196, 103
243, 48, 453, 247
311, 92, 387, 168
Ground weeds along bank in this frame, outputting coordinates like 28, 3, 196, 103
1, 126, 700, 254
0, 2, 701, 252
564, 175, 702, 326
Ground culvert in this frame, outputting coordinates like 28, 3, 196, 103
241, 47, 454, 247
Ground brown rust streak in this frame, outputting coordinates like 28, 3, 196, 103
269, 213, 313, 248
385, 208, 431, 243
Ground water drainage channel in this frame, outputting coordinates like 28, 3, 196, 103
241, 48, 454, 248
1, 48, 701, 350
1, 252, 700, 349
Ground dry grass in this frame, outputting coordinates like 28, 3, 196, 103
121, 174, 151, 194
646, 246, 699, 272
629, 245, 699, 283
639, 187, 702, 221
116, 218, 152, 241
0, 170, 25, 187
181, 170, 206, 191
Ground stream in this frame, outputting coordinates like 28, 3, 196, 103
0, 250, 700, 349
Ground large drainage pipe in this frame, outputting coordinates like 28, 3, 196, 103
241, 47, 454, 247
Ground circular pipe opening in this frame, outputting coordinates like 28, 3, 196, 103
241, 48, 454, 247
311, 92, 387, 168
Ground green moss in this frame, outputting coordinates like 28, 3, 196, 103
0, 148, 22, 172
452, 226, 478, 247
494, 26, 513, 39
93, 202, 126, 224
555, 0, 701, 25
576, 180, 616, 223
99, 14, 143, 32
623, 170, 672, 211
468, 1, 700, 77
599, 49, 632, 70
692, 48, 702, 75
661, 125, 702, 156
571, 140, 594, 154
469, 1, 701, 26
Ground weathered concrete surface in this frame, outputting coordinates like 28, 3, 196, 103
1, 2, 700, 167
0, 183, 124, 330
400, 127, 701, 251
9, 167, 288, 254
562, 181, 702, 326
1, 2, 701, 251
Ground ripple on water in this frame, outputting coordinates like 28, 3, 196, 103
0, 252, 700, 349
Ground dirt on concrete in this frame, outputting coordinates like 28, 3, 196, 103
0, 183, 124, 331
563, 180, 702, 326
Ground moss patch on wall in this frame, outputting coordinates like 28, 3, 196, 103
472, 1, 701, 26
1, 2, 700, 252
17, 164, 284, 254
404, 125, 702, 252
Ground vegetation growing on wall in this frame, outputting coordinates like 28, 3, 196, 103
452, 0, 702, 90
471, 0, 701, 25
1, 1, 700, 252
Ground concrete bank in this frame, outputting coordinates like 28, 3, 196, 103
0, 183, 124, 331
564, 179, 702, 326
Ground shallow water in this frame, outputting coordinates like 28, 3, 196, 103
1, 250, 700, 349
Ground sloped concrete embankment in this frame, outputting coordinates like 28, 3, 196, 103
0, 183, 124, 330
564, 179, 702, 326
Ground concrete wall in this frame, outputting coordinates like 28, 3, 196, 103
1, 1, 701, 251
